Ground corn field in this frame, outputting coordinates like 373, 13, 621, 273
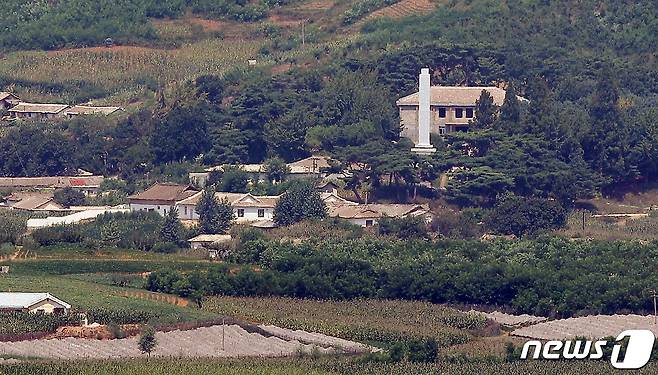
1, 358, 657, 375
203, 296, 488, 347
0, 40, 263, 102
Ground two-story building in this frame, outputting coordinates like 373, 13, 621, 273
397, 86, 512, 142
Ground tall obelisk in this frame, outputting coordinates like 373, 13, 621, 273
411, 68, 436, 154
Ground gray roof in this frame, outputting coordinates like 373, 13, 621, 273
8, 102, 69, 114
65, 105, 123, 116
0, 292, 71, 309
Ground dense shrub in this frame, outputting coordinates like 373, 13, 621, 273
378, 216, 429, 239
147, 236, 658, 317
31, 225, 83, 247
86, 308, 157, 325
485, 195, 568, 236
0, 211, 29, 244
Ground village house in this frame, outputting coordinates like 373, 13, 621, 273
64, 105, 123, 118
0, 292, 71, 315
190, 155, 335, 187
326, 202, 432, 227
8, 102, 69, 120
127, 183, 198, 216
1, 192, 64, 211
397, 69, 527, 152
0, 92, 19, 111
176, 191, 280, 223
0, 175, 105, 196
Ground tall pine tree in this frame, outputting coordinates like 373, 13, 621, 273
471, 90, 496, 129
196, 187, 235, 234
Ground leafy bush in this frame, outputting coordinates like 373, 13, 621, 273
31, 225, 83, 247
378, 216, 429, 239
486, 195, 568, 236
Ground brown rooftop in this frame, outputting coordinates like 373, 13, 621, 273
0, 92, 18, 102
128, 183, 198, 203
8, 102, 69, 114
0, 176, 104, 189
396, 86, 513, 107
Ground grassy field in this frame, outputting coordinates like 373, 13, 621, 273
203, 296, 490, 347
0, 273, 214, 325
1, 357, 657, 375
560, 211, 658, 240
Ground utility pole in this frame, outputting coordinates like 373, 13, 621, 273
301, 19, 306, 47
651, 289, 658, 324
222, 317, 225, 350
582, 211, 585, 231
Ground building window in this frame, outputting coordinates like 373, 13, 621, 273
455, 108, 463, 118
184, 206, 188, 215
237, 209, 244, 217
365, 220, 374, 227
439, 126, 446, 135
438, 107, 446, 118
466, 108, 474, 118
258, 209, 265, 218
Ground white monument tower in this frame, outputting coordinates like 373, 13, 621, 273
411, 68, 436, 154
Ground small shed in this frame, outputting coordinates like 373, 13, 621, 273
188, 234, 232, 250
0, 292, 71, 315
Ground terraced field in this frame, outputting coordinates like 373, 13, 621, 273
365, 0, 436, 21
0, 325, 374, 360
512, 314, 658, 340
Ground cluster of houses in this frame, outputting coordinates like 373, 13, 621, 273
127, 181, 432, 230
0, 173, 105, 212
0, 92, 122, 121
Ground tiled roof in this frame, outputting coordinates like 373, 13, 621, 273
188, 234, 232, 243
8, 102, 69, 114
0, 292, 71, 309
7, 192, 63, 211
178, 192, 280, 208
327, 203, 429, 220
127, 183, 198, 202
0, 92, 18, 102
64, 105, 123, 116
288, 156, 332, 173
0, 176, 104, 188
396, 86, 513, 106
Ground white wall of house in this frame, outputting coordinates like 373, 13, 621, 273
130, 203, 174, 216
347, 218, 378, 227
28, 300, 69, 315
235, 206, 273, 222
177, 204, 198, 220
176, 204, 272, 222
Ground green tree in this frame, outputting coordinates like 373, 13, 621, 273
485, 194, 568, 236
499, 83, 520, 124
150, 104, 211, 163
196, 187, 234, 234
583, 67, 634, 181
264, 157, 290, 183
138, 325, 157, 357
471, 90, 496, 129
265, 108, 311, 161
160, 206, 182, 244
53, 187, 86, 207
273, 181, 327, 226
218, 166, 248, 193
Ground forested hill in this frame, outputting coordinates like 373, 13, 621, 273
0, 0, 656, 207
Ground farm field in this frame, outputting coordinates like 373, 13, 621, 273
0, 324, 373, 360
511, 314, 658, 340
202, 296, 490, 347
0, 273, 215, 328
0, 40, 263, 104
2, 357, 658, 375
